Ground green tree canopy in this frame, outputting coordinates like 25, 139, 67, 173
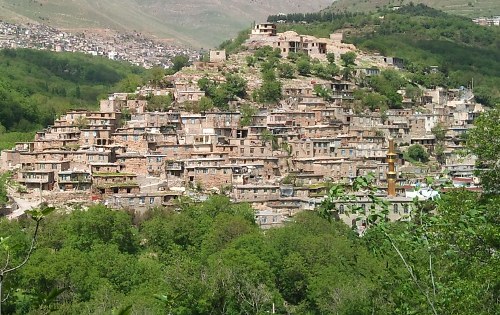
406, 144, 429, 163
466, 108, 500, 193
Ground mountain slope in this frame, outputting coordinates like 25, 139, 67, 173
0, 0, 333, 48
269, 4, 500, 106
326, 0, 500, 17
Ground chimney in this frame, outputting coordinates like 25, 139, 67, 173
387, 137, 397, 197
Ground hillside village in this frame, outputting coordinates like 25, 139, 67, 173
0, 23, 484, 230
0, 21, 200, 68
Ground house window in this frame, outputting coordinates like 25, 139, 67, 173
403, 204, 409, 214
149, 197, 154, 204
339, 204, 345, 214
393, 204, 399, 214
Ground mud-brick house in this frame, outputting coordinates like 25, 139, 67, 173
92, 172, 140, 195
250, 23, 277, 38
232, 184, 280, 202
18, 170, 55, 191
112, 127, 149, 153
0, 150, 21, 170
146, 153, 168, 177
185, 164, 234, 189
79, 125, 114, 147
255, 209, 285, 229
90, 162, 122, 174
115, 153, 147, 175
58, 171, 92, 191
104, 191, 182, 210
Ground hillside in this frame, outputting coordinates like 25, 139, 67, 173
326, 0, 500, 17
0, 49, 147, 149
268, 4, 500, 106
0, 0, 332, 48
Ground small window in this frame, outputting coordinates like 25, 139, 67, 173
393, 204, 399, 214
149, 197, 154, 204
403, 204, 409, 214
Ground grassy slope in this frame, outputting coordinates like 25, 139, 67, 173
327, 0, 500, 17
0, 0, 333, 48
0, 48, 146, 149
274, 5, 500, 106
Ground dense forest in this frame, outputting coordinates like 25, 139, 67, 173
0, 190, 498, 314
0, 49, 148, 149
269, 4, 500, 107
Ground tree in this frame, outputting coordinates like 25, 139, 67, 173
256, 70, 282, 104
296, 58, 311, 76
431, 123, 446, 142
171, 55, 190, 72
1, 204, 54, 315
277, 63, 295, 79
466, 108, 500, 193
148, 67, 165, 87
245, 56, 256, 67
405, 85, 423, 102
406, 144, 429, 163
240, 104, 257, 127
147, 94, 173, 111
326, 53, 336, 64
313, 85, 332, 101
340, 52, 357, 66
198, 96, 214, 113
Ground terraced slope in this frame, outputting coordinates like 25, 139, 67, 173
326, 0, 500, 17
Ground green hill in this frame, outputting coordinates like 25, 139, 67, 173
326, 0, 500, 17
0, 49, 146, 149
268, 4, 500, 107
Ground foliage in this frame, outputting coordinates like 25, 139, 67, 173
340, 51, 356, 66
367, 69, 406, 108
171, 55, 190, 72
313, 85, 332, 101
0, 183, 498, 314
0, 49, 145, 133
260, 129, 279, 151
239, 104, 257, 127
431, 123, 446, 142
271, 4, 500, 106
0, 132, 36, 151
405, 144, 430, 163
277, 63, 295, 79
326, 52, 336, 64
0, 172, 10, 205
354, 89, 388, 111
198, 74, 247, 110
146, 94, 173, 112
466, 108, 500, 193
255, 70, 282, 104
296, 58, 311, 76
218, 29, 250, 54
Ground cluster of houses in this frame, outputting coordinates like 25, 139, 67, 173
0, 23, 484, 230
0, 21, 199, 68
472, 16, 500, 26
